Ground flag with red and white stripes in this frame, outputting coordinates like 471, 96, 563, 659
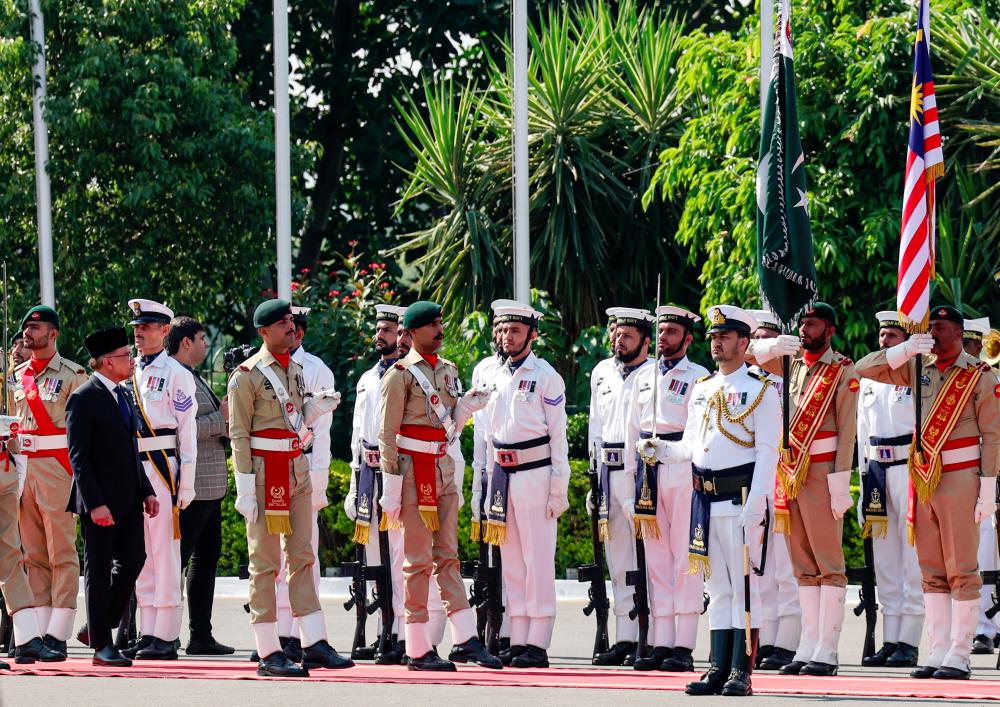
897, 0, 943, 331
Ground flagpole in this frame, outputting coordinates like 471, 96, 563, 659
760, 0, 773, 117
512, 0, 530, 303
273, 0, 292, 301
28, 0, 54, 307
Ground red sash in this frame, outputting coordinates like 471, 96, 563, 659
251, 429, 301, 535
399, 423, 447, 531
20, 367, 72, 476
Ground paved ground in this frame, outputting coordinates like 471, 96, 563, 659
3, 594, 1000, 705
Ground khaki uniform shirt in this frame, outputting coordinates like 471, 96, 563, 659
855, 349, 1000, 477
747, 344, 859, 472
227, 347, 308, 477
378, 348, 462, 476
8, 353, 88, 463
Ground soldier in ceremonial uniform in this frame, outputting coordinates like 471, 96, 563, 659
627, 305, 709, 672
642, 305, 780, 696
855, 311, 923, 667
745, 310, 801, 670
856, 305, 1000, 679
587, 313, 619, 453
230, 299, 351, 677
7, 306, 88, 655
345, 304, 408, 663
589, 307, 655, 665
121, 299, 197, 660
747, 302, 858, 676
481, 301, 570, 668
377, 301, 498, 671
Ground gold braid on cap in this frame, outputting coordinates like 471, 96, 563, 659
704, 380, 772, 448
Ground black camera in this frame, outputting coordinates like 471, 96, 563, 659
223, 344, 258, 373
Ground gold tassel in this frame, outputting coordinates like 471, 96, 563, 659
780, 444, 793, 464
908, 449, 942, 504
907, 521, 916, 546
598, 518, 609, 542
266, 512, 293, 536
778, 454, 808, 501
351, 522, 370, 545
772, 508, 791, 535
861, 518, 888, 540
483, 520, 506, 547
687, 553, 711, 579
470, 519, 481, 542
634, 517, 660, 540
378, 514, 402, 531
173, 506, 181, 540
419, 508, 439, 531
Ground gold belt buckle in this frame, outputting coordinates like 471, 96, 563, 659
702, 477, 716, 495
497, 449, 519, 467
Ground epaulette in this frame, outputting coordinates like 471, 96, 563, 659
746, 369, 765, 382
63, 359, 86, 375
696, 372, 716, 383
394, 362, 407, 370
834, 352, 853, 366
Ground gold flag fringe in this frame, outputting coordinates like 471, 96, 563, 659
351, 521, 370, 545
773, 508, 791, 535
908, 448, 942, 504
907, 520, 916, 547
860, 517, 888, 540
378, 514, 401, 531
687, 553, 711, 579
777, 454, 808, 502
598, 518, 609, 542
419, 508, 440, 531
470, 519, 481, 542
173, 506, 181, 540
634, 517, 660, 540
266, 512, 293, 536
483, 520, 506, 546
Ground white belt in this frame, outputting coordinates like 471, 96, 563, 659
866, 443, 910, 464
809, 435, 837, 456
601, 445, 625, 467
493, 443, 551, 468
18, 433, 68, 452
138, 435, 177, 453
250, 437, 301, 453
942, 444, 980, 468
397, 435, 448, 456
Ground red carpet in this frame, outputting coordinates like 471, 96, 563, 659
8, 659, 1000, 700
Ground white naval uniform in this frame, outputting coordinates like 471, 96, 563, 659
978, 369, 1000, 640
663, 367, 780, 630
130, 350, 197, 642
626, 356, 708, 650
591, 357, 653, 642
484, 353, 570, 649
750, 367, 801, 651
275, 346, 335, 638
857, 377, 924, 648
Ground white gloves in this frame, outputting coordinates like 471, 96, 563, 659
453, 461, 465, 509
234, 472, 258, 523
827, 471, 854, 519
975, 477, 997, 524
344, 464, 359, 521
738, 492, 768, 529
622, 494, 635, 528
637, 438, 689, 465
886, 333, 934, 369
454, 390, 490, 430
310, 469, 329, 511
546, 473, 571, 519
15, 454, 26, 501
177, 463, 197, 510
379, 472, 403, 527
303, 390, 341, 425
585, 489, 595, 514
753, 334, 801, 363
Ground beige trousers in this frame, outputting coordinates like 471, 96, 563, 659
915, 468, 981, 601
0, 484, 36, 613
20, 457, 79, 608
788, 461, 847, 587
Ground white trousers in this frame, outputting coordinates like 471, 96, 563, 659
977, 516, 999, 638
135, 461, 182, 639
874, 465, 924, 643
646, 472, 704, 618
758, 524, 799, 622
706, 514, 764, 631
603, 470, 637, 642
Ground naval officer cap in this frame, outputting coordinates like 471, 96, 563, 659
20, 305, 60, 330
403, 300, 442, 329
655, 305, 700, 329
929, 304, 963, 326
876, 310, 906, 331
606, 307, 654, 336
963, 316, 991, 341
374, 304, 407, 324
705, 305, 758, 336
491, 299, 541, 326
748, 309, 781, 333
128, 298, 174, 325
798, 301, 837, 327
253, 298, 292, 328
85, 326, 129, 359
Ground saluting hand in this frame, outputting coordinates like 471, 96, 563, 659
144, 495, 160, 518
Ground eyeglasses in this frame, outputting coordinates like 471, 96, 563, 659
105, 352, 135, 360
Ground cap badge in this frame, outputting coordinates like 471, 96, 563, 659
31, 312, 39, 320
710, 308, 726, 326
937, 308, 947, 317
133, 302, 143, 316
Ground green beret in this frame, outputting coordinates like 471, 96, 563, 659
799, 301, 837, 327
253, 299, 292, 328
21, 305, 59, 330
929, 304, 963, 325
403, 300, 442, 329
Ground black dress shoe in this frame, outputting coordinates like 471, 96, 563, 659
623, 647, 638, 666
449, 637, 502, 669
686, 630, 733, 696
302, 640, 354, 669
258, 650, 309, 677
0, 660, 9, 670
972, 634, 994, 654
185, 638, 236, 656
375, 639, 406, 665
800, 660, 837, 676
15, 637, 67, 663
755, 645, 773, 669
661, 646, 694, 672
135, 637, 179, 660
510, 644, 549, 668
779, 660, 807, 675
633, 645, 671, 671
932, 666, 970, 680
721, 668, 753, 696
500, 644, 526, 667
281, 636, 303, 663
499, 636, 511, 652
76, 624, 91, 648
408, 650, 456, 671
862, 642, 897, 667
911, 664, 937, 678
42, 635, 67, 656
995, 634, 1000, 649
759, 646, 796, 670
885, 642, 918, 667
121, 635, 154, 659
93, 645, 133, 667
593, 641, 636, 666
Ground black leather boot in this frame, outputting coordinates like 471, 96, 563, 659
686, 630, 733, 696
660, 646, 694, 672
862, 642, 898, 667
281, 636, 303, 663
42, 635, 67, 657
408, 650, 456, 671
633, 645, 671, 671
593, 641, 636, 666
121, 635, 153, 660
885, 642, 918, 667
375, 636, 406, 665
258, 650, 309, 677
755, 644, 773, 669
134, 637, 179, 660
510, 644, 549, 668
721, 629, 757, 697
302, 640, 354, 669
759, 646, 795, 670
500, 644, 526, 667
449, 637, 503, 669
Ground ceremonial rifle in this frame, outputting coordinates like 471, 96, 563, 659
483, 543, 504, 655
0, 262, 14, 652
342, 463, 381, 661
374, 476, 395, 657
981, 477, 1000, 670
575, 443, 610, 660
846, 441, 877, 661
461, 484, 496, 642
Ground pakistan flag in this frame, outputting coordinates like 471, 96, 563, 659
756, 0, 817, 328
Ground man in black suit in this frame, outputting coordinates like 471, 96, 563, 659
67, 327, 159, 667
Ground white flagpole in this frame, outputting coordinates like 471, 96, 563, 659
512, 0, 530, 303
273, 0, 292, 301
28, 0, 54, 307
760, 0, 774, 119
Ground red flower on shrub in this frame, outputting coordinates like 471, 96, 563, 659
359, 269, 368, 276
300, 267, 310, 274
380, 282, 389, 289
291, 282, 299, 292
